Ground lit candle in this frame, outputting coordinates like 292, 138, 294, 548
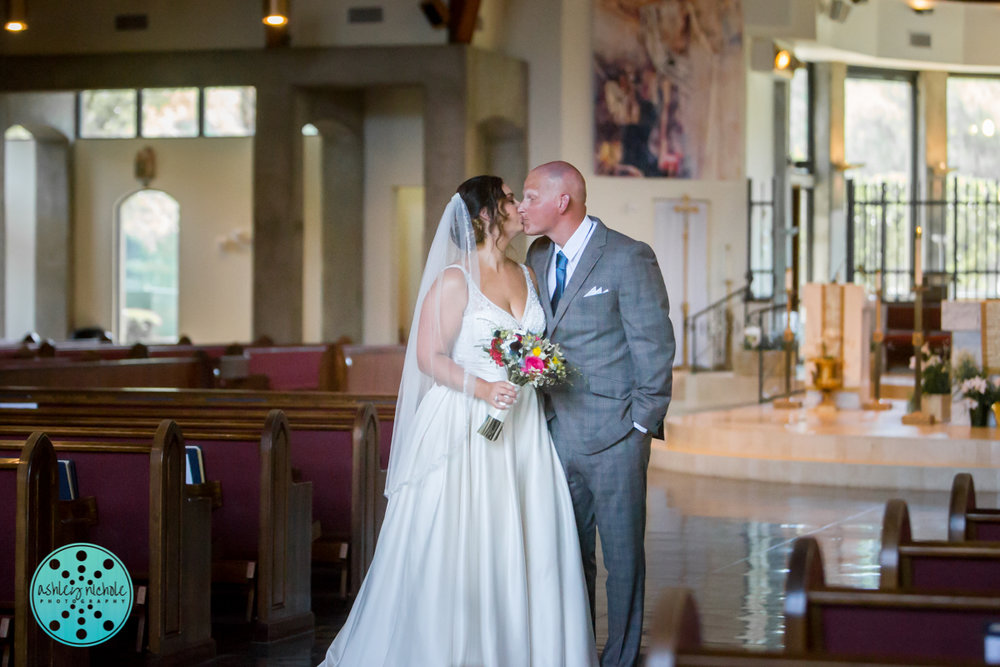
914, 226, 923, 287
785, 268, 793, 292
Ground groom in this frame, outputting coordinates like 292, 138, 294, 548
521, 161, 675, 667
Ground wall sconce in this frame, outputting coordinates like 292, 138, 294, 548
773, 46, 803, 79
262, 0, 289, 27
4, 0, 28, 32
908, 0, 933, 14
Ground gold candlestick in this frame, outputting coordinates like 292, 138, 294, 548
774, 274, 802, 410
675, 195, 698, 369
903, 227, 935, 425
864, 270, 891, 411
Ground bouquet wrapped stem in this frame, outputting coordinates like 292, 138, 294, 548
477, 328, 570, 442
477, 384, 522, 440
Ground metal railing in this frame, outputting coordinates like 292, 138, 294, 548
744, 301, 803, 403
687, 283, 751, 373
848, 176, 1000, 300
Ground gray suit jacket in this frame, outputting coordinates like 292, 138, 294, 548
527, 217, 675, 454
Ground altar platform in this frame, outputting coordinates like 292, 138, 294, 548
654, 395, 1000, 492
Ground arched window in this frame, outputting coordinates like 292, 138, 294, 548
115, 189, 179, 343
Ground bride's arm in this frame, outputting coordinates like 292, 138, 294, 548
416, 268, 515, 407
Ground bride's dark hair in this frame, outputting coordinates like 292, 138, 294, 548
457, 175, 508, 244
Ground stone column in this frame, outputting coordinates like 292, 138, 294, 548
33, 136, 71, 338
253, 82, 302, 342
812, 62, 847, 283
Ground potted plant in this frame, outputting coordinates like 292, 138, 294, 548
911, 344, 951, 422
955, 353, 999, 427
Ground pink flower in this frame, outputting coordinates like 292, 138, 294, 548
525, 356, 545, 371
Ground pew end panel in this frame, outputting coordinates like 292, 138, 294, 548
881, 498, 1000, 595
3, 434, 61, 667
950, 472, 1000, 542
254, 410, 314, 643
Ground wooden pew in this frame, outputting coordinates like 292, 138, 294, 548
785, 535, 1000, 663
0, 422, 215, 663
646, 587, 965, 666
949, 472, 1000, 542
242, 344, 338, 391
0, 401, 383, 597
1, 433, 59, 667
331, 343, 405, 393
0, 413, 316, 642
0, 386, 396, 474
0, 356, 214, 389
880, 497, 1000, 595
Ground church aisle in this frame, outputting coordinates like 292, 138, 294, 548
206, 469, 957, 664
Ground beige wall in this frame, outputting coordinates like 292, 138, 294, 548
73, 138, 253, 343
362, 87, 424, 345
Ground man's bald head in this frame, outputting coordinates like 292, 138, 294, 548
518, 161, 589, 245
532, 161, 587, 206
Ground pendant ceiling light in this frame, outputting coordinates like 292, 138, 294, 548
262, 0, 289, 27
4, 0, 28, 32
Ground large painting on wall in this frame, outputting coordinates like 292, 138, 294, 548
593, 0, 744, 180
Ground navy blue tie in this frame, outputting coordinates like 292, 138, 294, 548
551, 251, 568, 311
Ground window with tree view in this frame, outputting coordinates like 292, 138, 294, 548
117, 190, 179, 343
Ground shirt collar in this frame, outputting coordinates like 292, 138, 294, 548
554, 216, 595, 262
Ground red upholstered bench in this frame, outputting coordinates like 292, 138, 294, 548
646, 587, 957, 666
883, 302, 951, 369
246, 345, 336, 390
0, 422, 214, 662
881, 497, 1000, 595
786, 535, 1000, 663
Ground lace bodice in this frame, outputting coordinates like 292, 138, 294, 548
452, 264, 546, 382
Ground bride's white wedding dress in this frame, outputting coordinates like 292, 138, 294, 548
320, 264, 597, 667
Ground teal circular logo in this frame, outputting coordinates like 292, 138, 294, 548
30, 543, 133, 646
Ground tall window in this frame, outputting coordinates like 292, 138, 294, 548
946, 76, 1000, 298
116, 190, 179, 343
948, 77, 1000, 180
845, 72, 915, 191
789, 67, 811, 166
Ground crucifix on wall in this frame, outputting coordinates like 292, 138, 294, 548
654, 195, 708, 368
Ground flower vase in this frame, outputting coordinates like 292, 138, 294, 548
970, 403, 991, 427
924, 393, 951, 423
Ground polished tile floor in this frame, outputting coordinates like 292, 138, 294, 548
202, 468, 968, 665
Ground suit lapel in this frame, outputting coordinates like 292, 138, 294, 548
550, 220, 607, 330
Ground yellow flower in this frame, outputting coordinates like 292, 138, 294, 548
532, 346, 542, 356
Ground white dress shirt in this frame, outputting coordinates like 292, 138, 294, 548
547, 215, 649, 435
547, 216, 597, 300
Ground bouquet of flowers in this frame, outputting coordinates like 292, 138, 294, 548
478, 328, 570, 441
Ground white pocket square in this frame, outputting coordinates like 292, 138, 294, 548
583, 286, 610, 297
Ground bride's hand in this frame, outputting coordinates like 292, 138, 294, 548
477, 379, 518, 409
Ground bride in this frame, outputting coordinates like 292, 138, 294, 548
319, 176, 597, 666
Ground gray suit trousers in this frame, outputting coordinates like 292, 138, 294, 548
551, 416, 651, 667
